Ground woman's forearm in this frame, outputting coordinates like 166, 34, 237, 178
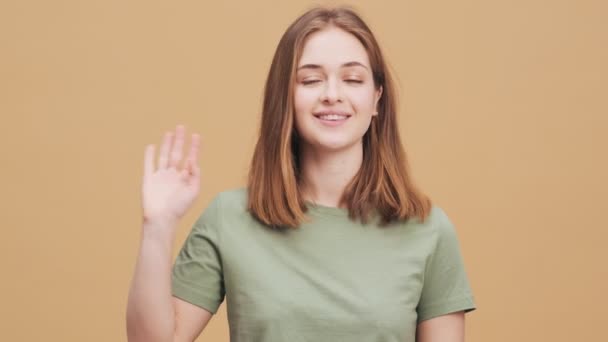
126, 221, 178, 342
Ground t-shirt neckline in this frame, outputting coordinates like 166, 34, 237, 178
304, 200, 350, 217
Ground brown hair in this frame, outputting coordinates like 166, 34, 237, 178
247, 5, 432, 229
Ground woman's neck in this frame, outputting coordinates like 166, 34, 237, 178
299, 142, 363, 208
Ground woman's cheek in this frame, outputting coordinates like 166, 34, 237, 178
295, 88, 320, 110
344, 89, 371, 112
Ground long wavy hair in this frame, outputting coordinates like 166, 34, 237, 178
247, 5, 432, 229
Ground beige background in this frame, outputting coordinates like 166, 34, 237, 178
1, 0, 606, 341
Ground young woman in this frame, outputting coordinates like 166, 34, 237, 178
127, 6, 476, 342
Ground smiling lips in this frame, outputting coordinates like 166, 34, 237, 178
314, 111, 350, 121
313, 111, 351, 126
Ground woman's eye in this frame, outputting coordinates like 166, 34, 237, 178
301, 79, 362, 85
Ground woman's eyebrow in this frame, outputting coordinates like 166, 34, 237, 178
297, 61, 368, 71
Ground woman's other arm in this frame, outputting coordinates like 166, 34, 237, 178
416, 311, 466, 342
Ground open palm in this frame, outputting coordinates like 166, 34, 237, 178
142, 125, 201, 226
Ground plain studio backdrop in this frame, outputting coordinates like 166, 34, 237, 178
1, 0, 606, 341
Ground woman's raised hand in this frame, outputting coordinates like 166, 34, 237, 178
141, 125, 201, 228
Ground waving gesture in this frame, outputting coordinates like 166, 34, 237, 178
141, 125, 201, 228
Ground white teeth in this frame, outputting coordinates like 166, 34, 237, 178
318, 114, 348, 121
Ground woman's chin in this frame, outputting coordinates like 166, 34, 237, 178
310, 139, 360, 152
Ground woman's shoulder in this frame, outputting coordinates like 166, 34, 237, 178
423, 204, 462, 242
427, 205, 450, 224
210, 186, 249, 214
405, 204, 456, 237
403, 204, 449, 225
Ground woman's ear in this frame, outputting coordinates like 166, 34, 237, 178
373, 86, 383, 115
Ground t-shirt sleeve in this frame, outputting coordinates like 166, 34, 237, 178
171, 193, 226, 314
416, 207, 477, 324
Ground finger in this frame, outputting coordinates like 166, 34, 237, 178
143, 144, 155, 179
169, 125, 185, 169
187, 133, 201, 165
191, 162, 201, 187
191, 157, 200, 177
181, 135, 201, 182
182, 159, 201, 185
158, 131, 174, 169
180, 158, 193, 181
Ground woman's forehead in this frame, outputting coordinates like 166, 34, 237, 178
298, 27, 370, 70
297, 61, 368, 73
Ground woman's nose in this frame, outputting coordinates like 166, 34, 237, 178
320, 78, 342, 103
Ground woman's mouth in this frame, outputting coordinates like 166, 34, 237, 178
313, 112, 351, 127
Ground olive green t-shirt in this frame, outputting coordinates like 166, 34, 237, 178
172, 187, 476, 341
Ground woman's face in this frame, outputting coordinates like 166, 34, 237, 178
294, 26, 382, 152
